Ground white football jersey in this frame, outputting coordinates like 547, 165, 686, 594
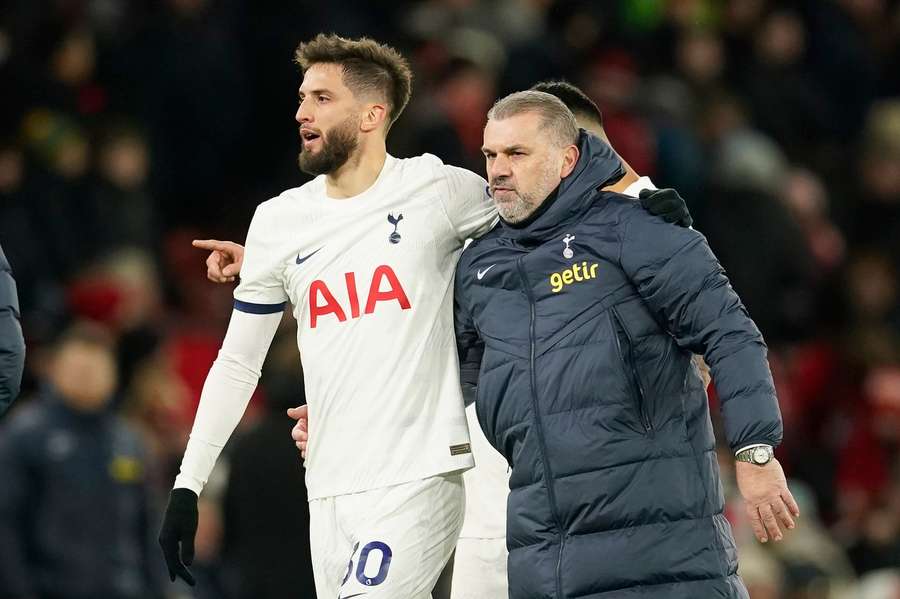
234, 154, 496, 499
459, 403, 510, 539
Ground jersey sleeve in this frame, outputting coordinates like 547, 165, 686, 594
438, 163, 498, 242
233, 204, 289, 314
174, 309, 282, 494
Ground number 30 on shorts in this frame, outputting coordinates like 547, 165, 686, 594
342, 540, 393, 587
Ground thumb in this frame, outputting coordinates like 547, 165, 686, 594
638, 188, 655, 200
222, 263, 241, 277
181, 532, 195, 566
286, 406, 304, 420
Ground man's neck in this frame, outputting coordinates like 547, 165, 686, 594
325, 141, 388, 199
603, 160, 640, 193
584, 126, 641, 193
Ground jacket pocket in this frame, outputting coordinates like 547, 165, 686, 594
610, 307, 653, 435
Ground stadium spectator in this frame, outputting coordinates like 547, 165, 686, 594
0, 322, 162, 599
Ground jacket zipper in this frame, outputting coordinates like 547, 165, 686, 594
517, 258, 566, 599
610, 307, 654, 435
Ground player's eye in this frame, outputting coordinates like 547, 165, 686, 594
317, 96, 330, 104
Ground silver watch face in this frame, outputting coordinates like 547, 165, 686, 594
752, 447, 770, 464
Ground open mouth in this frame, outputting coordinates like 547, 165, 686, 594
300, 129, 321, 146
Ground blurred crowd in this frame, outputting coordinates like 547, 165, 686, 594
1, 0, 899, 598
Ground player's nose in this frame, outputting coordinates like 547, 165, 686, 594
295, 102, 312, 125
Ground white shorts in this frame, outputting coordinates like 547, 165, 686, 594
451, 537, 508, 599
309, 472, 465, 599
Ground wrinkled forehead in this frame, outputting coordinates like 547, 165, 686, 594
482, 112, 546, 151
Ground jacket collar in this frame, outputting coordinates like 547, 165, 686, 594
499, 130, 624, 243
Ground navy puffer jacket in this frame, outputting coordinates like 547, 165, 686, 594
0, 243, 24, 414
455, 131, 781, 598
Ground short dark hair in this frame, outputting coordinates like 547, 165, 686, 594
294, 34, 413, 130
530, 80, 603, 128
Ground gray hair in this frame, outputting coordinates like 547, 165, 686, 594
486, 90, 579, 147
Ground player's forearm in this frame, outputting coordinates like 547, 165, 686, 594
174, 309, 281, 494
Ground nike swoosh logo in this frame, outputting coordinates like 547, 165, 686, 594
476, 265, 496, 280
338, 594, 367, 599
296, 248, 322, 265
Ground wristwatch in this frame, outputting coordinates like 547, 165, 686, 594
735, 445, 774, 466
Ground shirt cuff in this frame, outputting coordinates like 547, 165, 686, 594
734, 443, 771, 456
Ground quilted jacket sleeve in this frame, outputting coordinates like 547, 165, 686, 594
454, 256, 483, 406
618, 206, 782, 451
0, 244, 25, 415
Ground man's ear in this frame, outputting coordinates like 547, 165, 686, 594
560, 144, 580, 178
360, 103, 388, 133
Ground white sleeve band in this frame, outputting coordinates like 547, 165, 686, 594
173, 308, 282, 494
734, 443, 771, 456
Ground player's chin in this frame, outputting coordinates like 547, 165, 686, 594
302, 134, 325, 151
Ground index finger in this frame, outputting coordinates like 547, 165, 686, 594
286, 405, 308, 420
193, 239, 230, 251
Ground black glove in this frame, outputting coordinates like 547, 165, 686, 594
158, 488, 198, 586
639, 188, 693, 228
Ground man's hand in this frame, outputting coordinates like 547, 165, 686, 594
192, 239, 244, 283
639, 188, 693, 227
158, 488, 199, 586
693, 355, 712, 389
287, 404, 309, 459
735, 459, 800, 543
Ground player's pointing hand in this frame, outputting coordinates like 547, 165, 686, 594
192, 239, 245, 283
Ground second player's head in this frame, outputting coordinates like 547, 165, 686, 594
529, 80, 605, 139
293, 34, 413, 176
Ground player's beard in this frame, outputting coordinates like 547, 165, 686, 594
298, 114, 360, 176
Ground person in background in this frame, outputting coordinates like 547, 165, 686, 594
0, 322, 161, 599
